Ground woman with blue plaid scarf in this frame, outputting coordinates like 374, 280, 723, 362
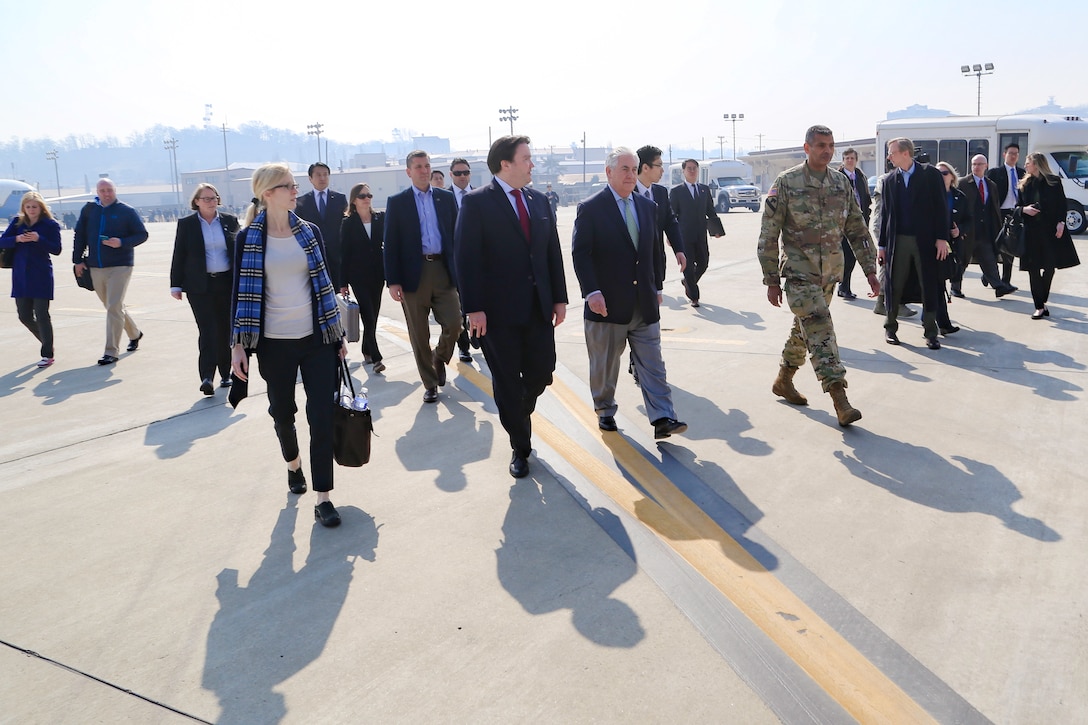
230, 163, 347, 528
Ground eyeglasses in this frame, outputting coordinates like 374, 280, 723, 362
651, 162, 664, 168
272, 183, 300, 191
355, 193, 373, 199
197, 196, 219, 202
939, 170, 951, 176
451, 170, 471, 177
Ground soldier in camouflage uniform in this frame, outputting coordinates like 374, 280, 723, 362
757, 125, 880, 426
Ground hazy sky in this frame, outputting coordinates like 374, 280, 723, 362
9, 0, 1085, 156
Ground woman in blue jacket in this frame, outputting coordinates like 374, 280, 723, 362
0, 192, 63, 367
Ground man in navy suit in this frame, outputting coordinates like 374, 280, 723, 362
448, 157, 475, 362
384, 150, 462, 403
572, 148, 687, 440
669, 158, 724, 308
295, 162, 347, 287
987, 142, 1027, 287
455, 135, 568, 478
878, 137, 951, 350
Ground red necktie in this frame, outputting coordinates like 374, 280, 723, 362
511, 188, 530, 240
978, 179, 985, 204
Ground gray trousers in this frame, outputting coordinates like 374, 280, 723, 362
585, 308, 675, 423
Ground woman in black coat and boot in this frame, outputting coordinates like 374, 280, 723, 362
1017, 153, 1080, 319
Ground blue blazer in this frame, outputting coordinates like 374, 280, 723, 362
572, 187, 663, 325
454, 179, 567, 327
0, 216, 62, 299
383, 185, 457, 293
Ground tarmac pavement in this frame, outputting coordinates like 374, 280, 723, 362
1, 205, 1085, 724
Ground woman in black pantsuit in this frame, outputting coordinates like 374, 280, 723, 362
1017, 153, 1081, 319
170, 183, 239, 395
339, 183, 386, 373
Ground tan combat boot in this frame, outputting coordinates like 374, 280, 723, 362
827, 381, 861, 426
772, 365, 808, 405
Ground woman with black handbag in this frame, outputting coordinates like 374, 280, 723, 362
0, 191, 62, 367
230, 163, 348, 527
1017, 153, 1081, 319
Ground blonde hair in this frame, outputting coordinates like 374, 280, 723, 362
18, 191, 54, 225
1019, 152, 1059, 189
189, 183, 220, 210
243, 163, 293, 226
936, 161, 959, 187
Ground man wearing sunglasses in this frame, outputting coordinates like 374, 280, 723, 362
449, 158, 473, 210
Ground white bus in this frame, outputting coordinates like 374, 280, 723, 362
876, 114, 1088, 234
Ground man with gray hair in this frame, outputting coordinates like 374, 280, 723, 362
72, 178, 148, 365
572, 147, 687, 440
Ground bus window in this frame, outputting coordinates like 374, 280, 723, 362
1052, 151, 1088, 180
938, 140, 968, 176
998, 133, 1029, 160
914, 140, 938, 164
969, 139, 989, 162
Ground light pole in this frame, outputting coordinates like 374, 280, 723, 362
163, 137, 180, 208
960, 63, 994, 116
220, 122, 232, 206
580, 132, 586, 187
716, 135, 726, 159
498, 107, 518, 135
45, 149, 60, 212
307, 122, 324, 163
723, 113, 744, 160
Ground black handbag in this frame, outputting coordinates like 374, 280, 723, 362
74, 260, 94, 290
333, 358, 373, 467
0, 246, 13, 269
997, 210, 1026, 258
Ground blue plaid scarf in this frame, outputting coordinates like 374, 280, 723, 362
232, 210, 344, 349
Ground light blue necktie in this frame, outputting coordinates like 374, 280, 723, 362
1009, 168, 1018, 202
624, 198, 638, 249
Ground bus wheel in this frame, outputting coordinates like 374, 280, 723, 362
1067, 201, 1086, 236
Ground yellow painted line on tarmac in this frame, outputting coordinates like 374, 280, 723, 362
456, 361, 934, 725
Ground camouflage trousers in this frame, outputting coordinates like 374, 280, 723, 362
780, 279, 844, 392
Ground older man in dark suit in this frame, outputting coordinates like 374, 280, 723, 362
958, 154, 1017, 297
573, 147, 687, 440
384, 150, 462, 403
877, 137, 951, 350
455, 135, 568, 478
296, 162, 348, 287
987, 142, 1027, 287
669, 158, 724, 308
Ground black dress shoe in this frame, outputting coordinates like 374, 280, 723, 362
926, 337, 941, 350
653, 417, 688, 439
288, 467, 307, 494
126, 331, 144, 352
314, 501, 341, 527
939, 325, 960, 336
432, 351, 447, 386
97, 354, 118, 365
509, 452, 529, 478
690, 299, 700, 308
996, 285, 1017, 298
458, 350, 472, 363
200, 378, 214, 396
423, 387, 438, 403
598, 415, 618, 431
220, 378, 232, 388
950, 288, 965, 298
884, 331, 900, 345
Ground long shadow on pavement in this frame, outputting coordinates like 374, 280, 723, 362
834, 431, 1060, 542
202, 498, 378, 724
496, 475, 644, 648
143, 398, 242, 459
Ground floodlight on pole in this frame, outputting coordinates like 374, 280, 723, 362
961, 62, 994, 115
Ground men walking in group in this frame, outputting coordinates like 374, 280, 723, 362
455, 135, 568, 478
72, 178, 148, 365
447, 157, 475, 362
987, 142, 1026, 288
296, 162, 347, 287
669, 158, 724, 308
573, 147, 687, 440
877, 137, 951, 350
758, 125, 879, 427
384, 150, 462, 403
837, 148, 871, 300
959, 154, 1017, 297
